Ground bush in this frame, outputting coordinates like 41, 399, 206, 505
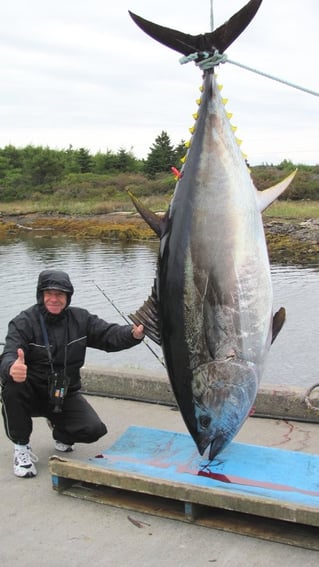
251, 164, 319, 200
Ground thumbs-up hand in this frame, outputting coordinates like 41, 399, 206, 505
10, 348, 27, 382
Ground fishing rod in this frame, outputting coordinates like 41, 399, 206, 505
94, 282, 166, 369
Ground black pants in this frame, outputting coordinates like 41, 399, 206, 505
1, 377, 107, 445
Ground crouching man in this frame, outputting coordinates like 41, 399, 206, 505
0, 269, 144, 478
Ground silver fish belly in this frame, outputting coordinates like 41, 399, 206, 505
159, 73, 272, 459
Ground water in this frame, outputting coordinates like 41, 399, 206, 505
0, 234, 318, 389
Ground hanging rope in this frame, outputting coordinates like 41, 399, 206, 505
210, 0, 214, 32
180, 50, 319, 98
179, 51, 227, 69
226, 57, 319, 98
180, 0, 319, 98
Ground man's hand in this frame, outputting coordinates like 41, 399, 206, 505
9, 348, 27, 382
132, 324, 144, 340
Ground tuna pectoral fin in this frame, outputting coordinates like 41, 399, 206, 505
129, 282, 161, 345
256, 170, 297, 212
128, 190, 167, 238
272, 307, 286, 344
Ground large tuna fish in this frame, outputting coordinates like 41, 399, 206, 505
128, 0, 296, 460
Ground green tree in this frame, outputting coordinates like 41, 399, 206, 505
0, 156, 10, 180
64, 145, 81, 174
23, 146, 65, 190
76, 147, 93, 173
0, 170, 25, 201
93, 150, 118, 173
144, 131, 176, 178
0, 145, 23, 170
174, 139, 187, 167
116, 147, 138, 172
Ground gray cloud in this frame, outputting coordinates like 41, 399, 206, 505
0, 0, 318, 164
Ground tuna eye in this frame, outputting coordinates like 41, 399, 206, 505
199, 415, 211, 430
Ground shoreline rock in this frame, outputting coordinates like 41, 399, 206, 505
0, 213, 318, 265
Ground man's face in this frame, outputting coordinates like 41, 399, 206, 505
43, 290, 67, 315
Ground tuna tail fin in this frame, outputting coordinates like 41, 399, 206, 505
129, 0, 263, 56
128, 190, 168, 238
256, 169, 297, 212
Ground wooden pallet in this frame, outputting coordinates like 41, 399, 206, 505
49, 426, 319, 550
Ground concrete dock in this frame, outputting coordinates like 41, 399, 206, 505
80, 366, 319, 424
1, 367, 319, 566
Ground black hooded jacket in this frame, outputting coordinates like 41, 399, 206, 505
0, 269, 141, 390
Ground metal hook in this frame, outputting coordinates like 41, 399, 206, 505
304, 382, 319, 412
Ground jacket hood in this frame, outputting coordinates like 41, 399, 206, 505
37, 269, 74, 308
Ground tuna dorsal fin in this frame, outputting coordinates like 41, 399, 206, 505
129, 0, 263, 56
272, 307, 286, 344
256, 170, 297, 212
128, 190, 167, 237
129, 281, 161, 345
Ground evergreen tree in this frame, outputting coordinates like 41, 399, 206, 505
117, 147, 141, 172
174, 139, 187, 166
144, 131, 176, 178
0, 145, 23, 170
0, 156, 10, 180
76, 147, 93, 173
23, 147, 65, 189
64, 145, 80, 174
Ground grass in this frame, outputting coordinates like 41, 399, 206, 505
263, 200, 319, 220
0, 194, 171, 216
0, 196, 318, 220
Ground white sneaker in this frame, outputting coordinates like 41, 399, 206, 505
14, 445, 38, 478
55, 441, 74, 453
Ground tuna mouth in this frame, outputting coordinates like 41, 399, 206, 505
208, 434, 227, 461
197, 432, 227, 461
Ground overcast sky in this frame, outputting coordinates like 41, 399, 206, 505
0, 0, 318, 165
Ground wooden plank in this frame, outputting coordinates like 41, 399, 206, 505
50, 479, 319, 550
49, 426, 319, 548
